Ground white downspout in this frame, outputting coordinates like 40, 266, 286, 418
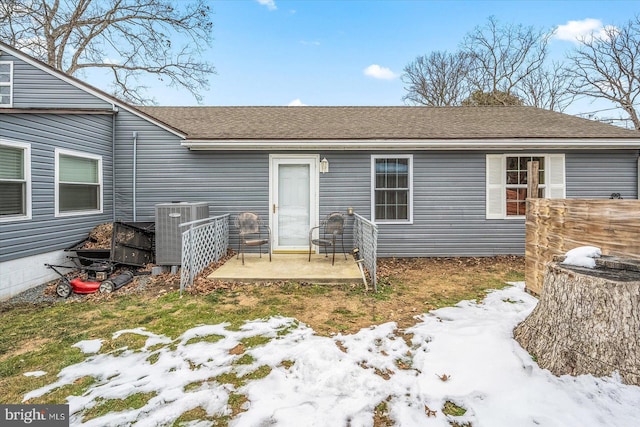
133, 131, 138, 221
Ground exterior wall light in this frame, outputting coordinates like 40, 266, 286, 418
320, 157, 329, 173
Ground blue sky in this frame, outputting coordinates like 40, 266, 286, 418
92, 0, 640, 117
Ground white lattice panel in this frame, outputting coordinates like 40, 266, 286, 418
353, 214, 378, 291
181, 215, 230, 293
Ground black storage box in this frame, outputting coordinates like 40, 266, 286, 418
110, 221, 155, 267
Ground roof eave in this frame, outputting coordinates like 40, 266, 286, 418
181, 138, 640, 151
0, 42, 187, 139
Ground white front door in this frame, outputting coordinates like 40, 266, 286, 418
270, 155, 319, 252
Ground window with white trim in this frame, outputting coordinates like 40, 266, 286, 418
486, 154, 565, 219
55, 149, 103, 216
372, 155, 413, 223
0, 61, 13, 107
0, 140, 31, 221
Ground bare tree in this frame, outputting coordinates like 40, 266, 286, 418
462, 16, 551, 105
566, 17, 640, 130
402, 51, 471, 106
520, 61, 575, 112
0, 0, 215, 105
401, 17, 572, 111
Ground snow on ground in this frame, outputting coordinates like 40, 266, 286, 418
73, 339, 103, 354
24, 283, 640, 426
23, 370, 47, 377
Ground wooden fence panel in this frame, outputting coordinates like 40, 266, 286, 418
526, 199, 640, 295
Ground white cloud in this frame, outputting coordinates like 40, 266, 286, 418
257, 0, 277, 11
363, 64, 398, 80
288, 99, 307, 106
555, 18, 613, 43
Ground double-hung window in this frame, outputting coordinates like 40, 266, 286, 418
486, 154, 565, 219
505, 155, 546, 216
0, 140, 31, 221
0, 61, 13, 107
372, 155, 413, 223
55, 149, 103, 216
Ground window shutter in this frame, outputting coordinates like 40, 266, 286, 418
547, 154, 565, 199
486, 155, 505, 219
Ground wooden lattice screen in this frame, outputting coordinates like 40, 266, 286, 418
525, 199, 640, 295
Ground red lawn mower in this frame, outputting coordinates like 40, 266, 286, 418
46, 262, 135, 298
49, 221, 154, 298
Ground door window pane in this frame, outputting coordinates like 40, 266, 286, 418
278, 164, 310, 246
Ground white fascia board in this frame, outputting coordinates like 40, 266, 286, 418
182, 138, 640, 151
1, 43, 186, 139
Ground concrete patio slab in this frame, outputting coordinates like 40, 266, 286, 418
208, 253, 363, 284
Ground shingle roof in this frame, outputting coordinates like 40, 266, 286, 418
137, 106, 639, 140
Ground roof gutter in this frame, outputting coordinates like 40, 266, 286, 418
181, 138, 640, 151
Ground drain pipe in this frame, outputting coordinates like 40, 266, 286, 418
111, 105, 118, 220
132, 131, 137, 221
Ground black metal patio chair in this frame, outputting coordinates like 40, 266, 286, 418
308, 212, 347, 265
235, 212, 271, 265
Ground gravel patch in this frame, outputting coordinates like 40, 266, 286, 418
0, 282, 59, 310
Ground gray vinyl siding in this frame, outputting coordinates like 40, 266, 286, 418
3, 106, 637, 263
566, 150, 638, 199
0, 113, 114, 262
325, 151, 533, 257
120, 144, 639, 259
113, 110, 225, 220
373, 151, 521, 257
4, 50, 113, 109
114, 109, 268, 252
372, 150, 638, 257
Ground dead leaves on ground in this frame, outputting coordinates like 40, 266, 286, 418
376, 255, 524, 279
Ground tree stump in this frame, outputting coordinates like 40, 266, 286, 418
514, 258, 640, 385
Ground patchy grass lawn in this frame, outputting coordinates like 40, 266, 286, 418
0, 255, 524, 411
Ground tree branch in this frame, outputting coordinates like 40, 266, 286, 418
1, 0, 215, 105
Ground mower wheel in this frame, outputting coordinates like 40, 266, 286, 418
56, 282, 72, 298
99, 280, 115, 293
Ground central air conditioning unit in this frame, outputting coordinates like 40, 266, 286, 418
155, 202, 209, 265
